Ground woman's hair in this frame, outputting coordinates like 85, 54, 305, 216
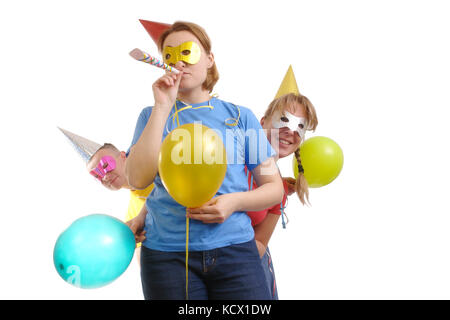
157, 21, 219, 93
264, 93, 318, 205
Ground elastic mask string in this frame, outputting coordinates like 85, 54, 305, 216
225, 103, 241, 127
166, 99, 214, 133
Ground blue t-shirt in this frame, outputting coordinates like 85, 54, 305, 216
129, 97, 276, 251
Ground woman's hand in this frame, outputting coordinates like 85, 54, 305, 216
186, 193, 242, 224
283, 177, 296, 196
152, 71, 183, 112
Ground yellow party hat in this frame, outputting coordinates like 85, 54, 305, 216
274, 65, 300, 99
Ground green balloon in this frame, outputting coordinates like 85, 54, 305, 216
293, 136, 344, 188
53, 214, 135, 289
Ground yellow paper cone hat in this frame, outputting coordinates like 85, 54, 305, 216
274, 65, 300, 99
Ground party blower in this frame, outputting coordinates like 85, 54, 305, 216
129, 48, 180, 74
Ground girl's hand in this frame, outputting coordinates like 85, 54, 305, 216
255, 240, 266, 258
186, 193, 241, 224
152, 71, 183, 112
283, 177, 296, 196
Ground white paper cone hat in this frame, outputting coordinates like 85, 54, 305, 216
58, 127, 102, 162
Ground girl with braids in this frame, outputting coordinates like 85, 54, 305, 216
245, 71, 318, 299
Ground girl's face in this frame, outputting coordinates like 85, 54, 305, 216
262, 102, 307, 159
162, 31, 214, 94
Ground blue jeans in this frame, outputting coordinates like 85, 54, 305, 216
140, 240, 271, 300
261, 247, 278, 300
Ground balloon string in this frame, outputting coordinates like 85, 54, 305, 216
172, 103, 190, 300
171, 99, 212, 300
185, 216, 189, 300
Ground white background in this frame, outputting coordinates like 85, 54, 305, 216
1, 0, 450, 299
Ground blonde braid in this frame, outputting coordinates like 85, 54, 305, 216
295, 148, 310, 205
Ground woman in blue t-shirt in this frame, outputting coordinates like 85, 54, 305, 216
126, 21, 283, 300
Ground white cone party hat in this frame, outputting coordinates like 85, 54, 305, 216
58, 127, 102, 162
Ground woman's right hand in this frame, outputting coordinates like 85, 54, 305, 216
152, 71, 183, 111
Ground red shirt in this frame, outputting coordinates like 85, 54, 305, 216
245, 166, 288, 226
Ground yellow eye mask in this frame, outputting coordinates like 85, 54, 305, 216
163, 41, 202, 65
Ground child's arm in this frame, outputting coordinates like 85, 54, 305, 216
187, 157, 283, 223
283, 177, 297, 196
126, 72, 183, 189
126, 204, 148, 244
254, 214, 280, 257
241, 157, 284, 211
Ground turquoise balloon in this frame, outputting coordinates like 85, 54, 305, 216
53, 214, 135, 289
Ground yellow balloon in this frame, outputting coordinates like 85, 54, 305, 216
158, 123, 227, 208
293, 136, 344, 188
